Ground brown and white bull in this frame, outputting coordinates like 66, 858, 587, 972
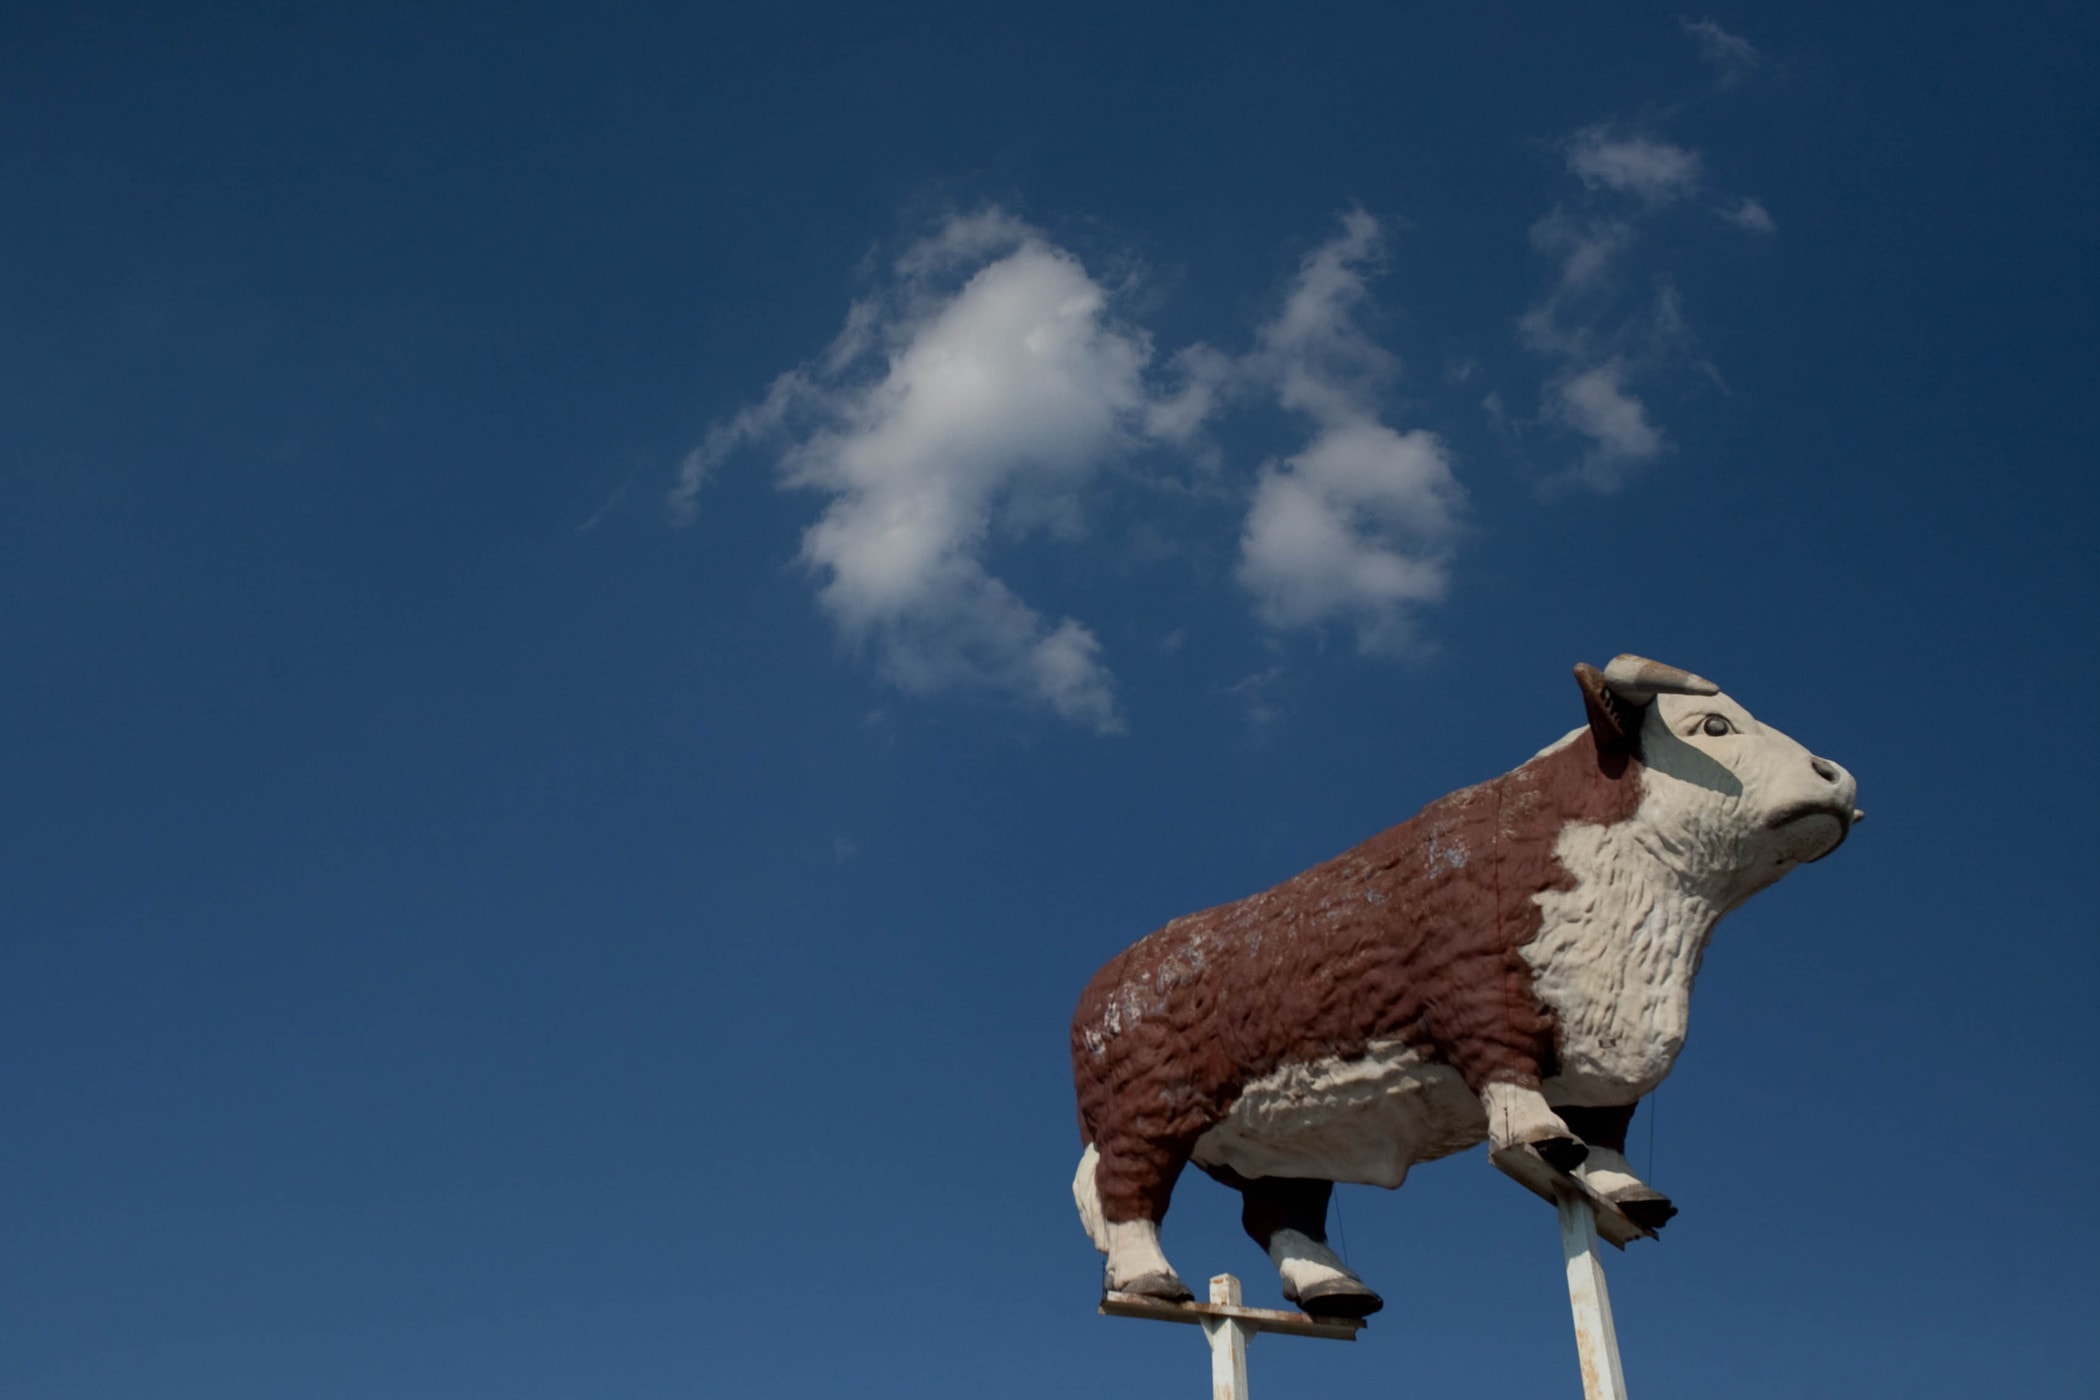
1070, 656, 1860, 1316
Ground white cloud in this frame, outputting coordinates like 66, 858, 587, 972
1549, 359, 1666, 488
1236, 213, 1462, 654
676, 210, 1181, 731
1566, 127, 1703, 204
1722, 196, 1777, 234
1240, 427, 1455, 648
682, 206, 1473, 723
1681, 18, 1761, 86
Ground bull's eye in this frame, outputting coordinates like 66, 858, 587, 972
1702, 715, 1733, 737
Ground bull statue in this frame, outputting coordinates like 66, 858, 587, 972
1070, 656, 1861, 1317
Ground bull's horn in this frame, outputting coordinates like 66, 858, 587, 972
1600, 654, 1720, 705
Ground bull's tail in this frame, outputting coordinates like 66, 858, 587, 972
1072, 1142, 1109, 1253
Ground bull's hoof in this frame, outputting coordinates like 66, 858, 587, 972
1533, 1134, 1590, 1173
1112, 1270, 1194, 1304
1292, 1278, 1385, 1319
1611, 1188, 1678, 1231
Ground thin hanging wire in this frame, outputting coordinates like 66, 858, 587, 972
1646, 1086, 1659, 1182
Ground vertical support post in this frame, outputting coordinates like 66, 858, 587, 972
1555, 1188, 1630, 1400
1200, 1273, 1252, 1400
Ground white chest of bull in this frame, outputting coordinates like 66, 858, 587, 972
1526, 819, 1721, 1103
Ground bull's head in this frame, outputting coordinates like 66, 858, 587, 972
1576, 654, 1862, 896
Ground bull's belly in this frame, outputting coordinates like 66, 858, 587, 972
1189, 1041, 1487, 1189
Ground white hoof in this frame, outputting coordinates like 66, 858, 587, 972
1481, 1082, 1586, 1169
1572, 1146, 1643, 1198
1103, 1219, 1188, 1298
1269, 1228, 1383, 1318
1574, 1147, 1677, 1229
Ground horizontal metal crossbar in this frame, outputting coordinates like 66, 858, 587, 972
1099, 1291, 1364, 1341
1489, 1144, 1656, 1249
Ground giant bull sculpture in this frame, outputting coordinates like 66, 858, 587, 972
1070, 656, 1860, 1317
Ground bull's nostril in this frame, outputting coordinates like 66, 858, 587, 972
1811, 757, 1839, 782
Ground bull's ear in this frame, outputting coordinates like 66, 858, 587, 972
1574, 662, 1641, 755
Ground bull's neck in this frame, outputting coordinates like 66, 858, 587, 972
1545, 816, 1729, 947
1622, 802, 1777, 917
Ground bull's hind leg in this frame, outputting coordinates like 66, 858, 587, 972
1234, 1175, 1384, 1319
1075, 1138, 1195, 1302
1560, 1102, 1678, 1230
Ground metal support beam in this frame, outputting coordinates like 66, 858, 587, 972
1200, 1275, 1251, 1400
1556, 1187, 1631, 1400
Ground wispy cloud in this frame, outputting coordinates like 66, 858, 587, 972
1491, 16, 1779, 491
1513, 83, 1770, 491
579, 479, 630, 532
669, 371, 809, 526
1221, 665, 1288, 729
1566, 127, 1703, 204
1680, 17, 1761, 87
1721, 196, 1777, 235
1235, 212, 1461, 654
1516, 200, 1673, 488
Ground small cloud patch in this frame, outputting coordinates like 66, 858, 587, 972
1566, 127, 1703, 205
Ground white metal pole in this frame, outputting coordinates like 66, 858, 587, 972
1555, 1188, 1630, 1400
1200, 1274, 1251, 1400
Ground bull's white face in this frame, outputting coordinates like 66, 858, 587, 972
1636, 690, 1860, 905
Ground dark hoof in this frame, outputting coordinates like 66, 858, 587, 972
1294, 1278, 1385, 1319
1534, 1135, 1590, 1173
1613, 1190, 1678, 1231
1114, 1270, 1193, 1303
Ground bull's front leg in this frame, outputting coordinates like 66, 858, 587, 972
1430, 966, 1587, 1172
1479, 1081, 1588, 1172
1559, 1102, 1677, 1230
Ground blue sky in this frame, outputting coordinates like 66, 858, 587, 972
5, 3, 2096, 1396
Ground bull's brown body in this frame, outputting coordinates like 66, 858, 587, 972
1072, 726, 1640, 1224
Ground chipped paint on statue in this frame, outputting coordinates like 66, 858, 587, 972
1069, 656, 1860, 1317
